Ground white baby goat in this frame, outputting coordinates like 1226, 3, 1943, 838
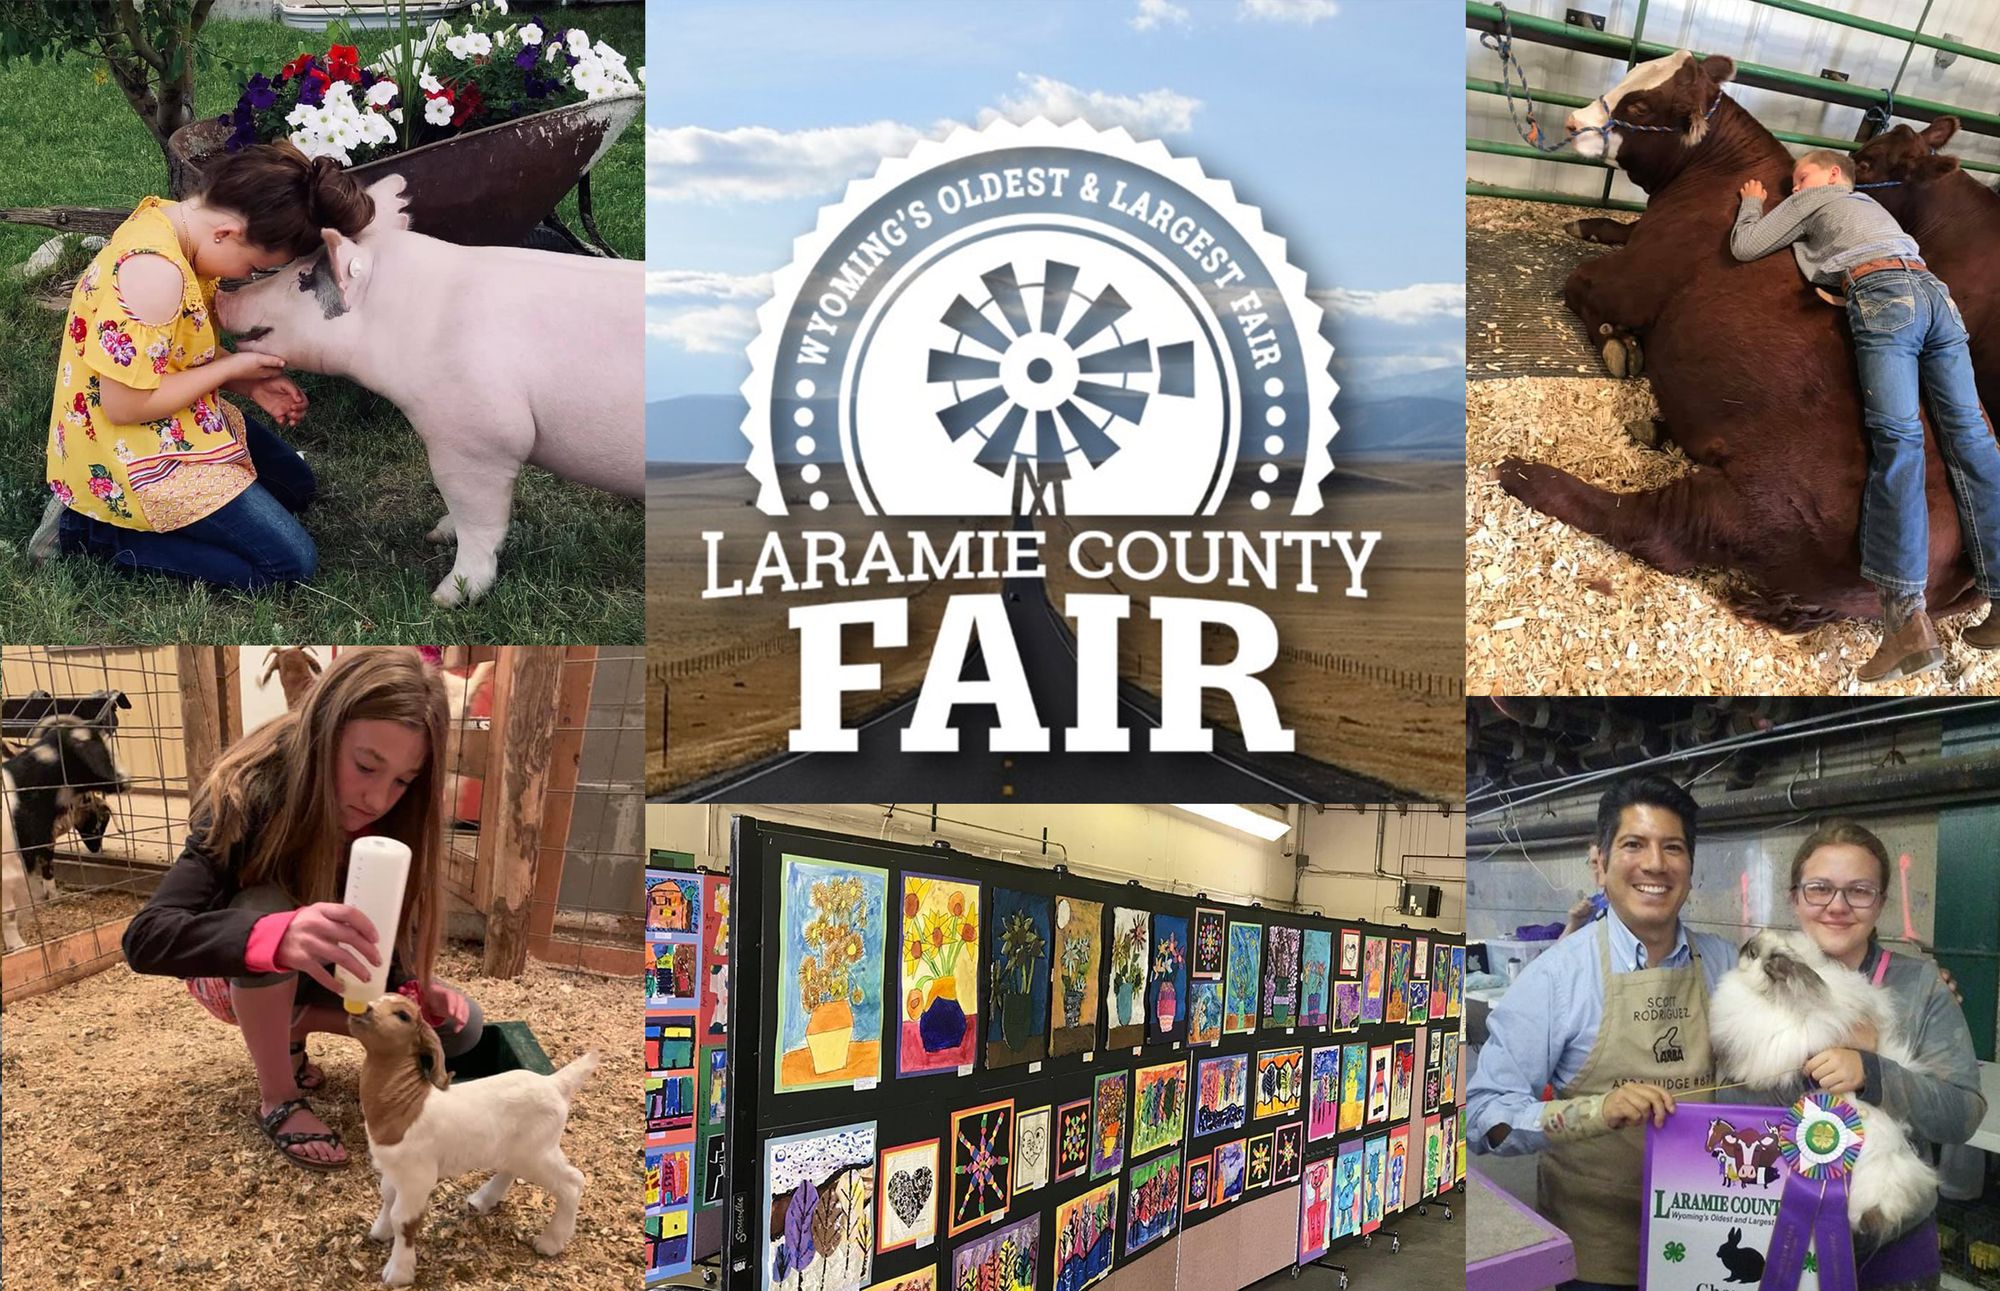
350, 994, 598, 1286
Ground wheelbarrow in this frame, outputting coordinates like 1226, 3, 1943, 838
164, 92, 642, 256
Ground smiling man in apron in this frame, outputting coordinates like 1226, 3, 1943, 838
1467, 775, 1738, 1291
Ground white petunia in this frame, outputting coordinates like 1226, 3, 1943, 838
365, 80, 397, 108
546, 40, 564, 62
466, 32, 492, 57
419, 70, 442, 93
424, 96, 454, 126
520, 21, 542, 43
444, 33, 471, 59
566, 25, 586, 48
592, 39, 626, 66
492, 0, 507, 12
389, 107, 404, 124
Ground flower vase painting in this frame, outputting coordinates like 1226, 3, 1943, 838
898, 874, 980, 1078
777, 856, 888, 1094
1424, 1115, 1443, 1200
951, 1213, 1039, 1291
1385, 939, 1411, 1026
1053, 1178, 1118, 1291
1187, 979, 1224, 1046
987, 889, 1052, 1069
1261, 924, 1301, 1029
1223, 921, 1262, 1035
1124, 1150, 1182, 1257
1131, 1058, 1188, 1158
1050, 896, 1104, 1058
764, 1122, 877, 1291
1191, 906, 1226, 980
1299, 929, 1332, 1028
1450, 947, 1465, 1017
1146, 913, 1189, 1044
948, 1099, 1016, 1238
1339, 1043, 1366, 1133
1090, 1070, 1129, 1180
1106, 907, 1151, 1050
1432, 945, 1452, 1019
1307, 1045, 1341, 1142
1361, 936, 1387, 1024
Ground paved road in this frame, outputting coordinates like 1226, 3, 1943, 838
665, 575, 1406, 803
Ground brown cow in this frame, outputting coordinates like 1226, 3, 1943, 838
1494, 51, 1984, 628
1849, 117, 2000, 414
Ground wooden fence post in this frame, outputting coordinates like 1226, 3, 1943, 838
176, 646, 221, 791
482, 648, 562, 978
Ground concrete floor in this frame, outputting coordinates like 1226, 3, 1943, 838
1251, 1182, 1468, 1291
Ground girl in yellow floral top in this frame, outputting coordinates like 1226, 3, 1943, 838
35, 141, 373, 589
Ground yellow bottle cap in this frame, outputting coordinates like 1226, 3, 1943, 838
344, 998, 367, 1015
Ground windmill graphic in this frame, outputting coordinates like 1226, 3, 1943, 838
925, 258, 1196, 515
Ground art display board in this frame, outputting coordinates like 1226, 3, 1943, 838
646, 865, 706, 1282
723, 815, 1463, 1290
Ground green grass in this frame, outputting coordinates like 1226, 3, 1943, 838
0, 3, 643, 643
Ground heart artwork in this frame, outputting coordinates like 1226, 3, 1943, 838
888, 1166, 934, 1229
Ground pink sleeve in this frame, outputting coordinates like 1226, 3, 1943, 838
244, 909, 298, 975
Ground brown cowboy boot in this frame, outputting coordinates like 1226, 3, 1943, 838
1858, 594, 1944, 683
1964, 606, 2000, 651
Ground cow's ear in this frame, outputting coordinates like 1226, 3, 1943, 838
1919, 153, 1962, 180
1919, 115, 1959, 151
1699, 54, 1736, 85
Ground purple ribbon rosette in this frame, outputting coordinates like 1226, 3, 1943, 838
1766, 1094, 1866, 1291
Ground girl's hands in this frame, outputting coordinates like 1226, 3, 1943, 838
273, 902, 382, 995
1804, 1047, 1866, 1096
1739, 179, 1767, 203
420, 980, 470, 1030
238, 374, 308, 427
225, 350, 288, 384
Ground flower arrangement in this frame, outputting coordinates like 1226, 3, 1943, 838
1059, 926, 1095, 989
901, 877, 976, 1020
797, 875, 868, 1013
1110, 920, 1146, 997
997, 910, 1046, 997
1152, 931, 1184, 981
220, 1, 643, 167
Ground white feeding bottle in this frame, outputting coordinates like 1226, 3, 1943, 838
335, 835, 411, 1016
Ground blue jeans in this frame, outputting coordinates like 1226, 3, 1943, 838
59, 416, 317, 591
1846, 268, 2000, 599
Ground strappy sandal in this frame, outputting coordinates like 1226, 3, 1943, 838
290, 1040, 325, 1091
257, 1098, 348, 1173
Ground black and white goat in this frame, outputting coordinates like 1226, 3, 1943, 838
2, 715, 129, 952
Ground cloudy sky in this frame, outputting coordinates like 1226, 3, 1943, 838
646, 0, 1465, 400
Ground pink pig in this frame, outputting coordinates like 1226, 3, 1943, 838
215, 176, 641, 606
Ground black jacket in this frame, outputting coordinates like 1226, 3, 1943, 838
122, 824, 270, 980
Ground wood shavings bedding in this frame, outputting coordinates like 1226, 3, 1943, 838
1466, 198, 2000, 696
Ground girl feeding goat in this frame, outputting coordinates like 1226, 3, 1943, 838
123, 648, 482, 1172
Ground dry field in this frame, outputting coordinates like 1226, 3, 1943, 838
1467, 196, 2000, 696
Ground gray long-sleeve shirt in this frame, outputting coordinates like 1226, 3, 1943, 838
1730, 185, 1921, 286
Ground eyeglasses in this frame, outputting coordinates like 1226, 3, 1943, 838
1795, 880, 1882, 910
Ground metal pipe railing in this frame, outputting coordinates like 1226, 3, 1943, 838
1466, 181, 1646, 212
1747, 0, 2000, 70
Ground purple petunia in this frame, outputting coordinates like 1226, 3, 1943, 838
246, 72, 277, 111
515, 46, 538, 71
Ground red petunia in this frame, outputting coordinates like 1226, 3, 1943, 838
452, 82, 483, 127
326, 44, 360, 83
278, 52, 316, 82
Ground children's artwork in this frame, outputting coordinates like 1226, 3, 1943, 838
1053, 1178, 1118, 1291
1213, 1138, 1246, 1205
646, 1070, 695, 1136
1450, 947, 1465, 1016
1105, 906, 1151, 1049
1125, 1149, 1182, 1257
646, 1016, 696, 1072
863, 1274, 937, 1291
952, 1213, 1039, 1291
1363, 1134, 1387, 1233
1457, 1109, 1467, 1184
877, 1138, 940, 1254
765, 1122, 877, 1291
1246, 1131, 1274, 1190
1050, 895, 1103, 1058
1390, 1039, 1414, 1122
647, 939, 698, 1008
1423, 1114, 1443, 1199
1386, 1126, 1410, 1214
1307, 1045, 1341, 1142
1338, 928, 1360, 975
1186, 979, 1224, 1046
1015, 1105, 1052, 1198
1441, 1041, 1458, 1106
1361, 935, 1387, 1024
705, 1046, 729, 1126
898, 873, 981, 1077
987, 888, 1052, 1069
1385, 939, 1411, 1025
1261, 924, 1300, 1029
1412, 936, 1429, 979
646, 1193, 691, 1280
1299, 928, 1332, 1028
1183, 1152, 1212, 1213
1431, 944, 1451, 1019
1366, 1044, 1392, 1126
1405, 980, 1430, 1022
1146, 912, 1188, 1044
1055, 1099, 1093, 1182
776, 856, 888, 1093
1339, 1044, 1366, 1132
1191, 906, 1226, 980
1440, 1113, 1457, 1195
648, 872, 700, 933
1194, 1052, 1248, 1136
1427, 1027, 1443, 1068
1089, 1070, 1127, 1179
948, 1099, 1015, 1238
699, 875, 731, 1038
703, 1134, 728, 1208
1424, 1066, 1441, 1116
1223, 920, 1262, 1034
1333, 980, 1362, 1031
646, 1142, 693, 1209
1254, 1045, 1303, 1119
1334, 1140, 1364, 1240
1298, 1156, 1333, 1263
1273, 1121, 1302, 1184
1131, 1058, 1188, 1158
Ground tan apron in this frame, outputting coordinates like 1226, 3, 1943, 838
1537, 919, 1717, 1286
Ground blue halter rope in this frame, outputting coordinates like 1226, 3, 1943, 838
1481, 4, 1726, 154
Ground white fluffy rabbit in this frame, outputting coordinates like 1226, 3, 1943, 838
1708, 930, 1938, 1240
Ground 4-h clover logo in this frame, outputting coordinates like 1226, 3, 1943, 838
1805, 1253, 1819, 1273
1664, 1242, 1686, 1263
